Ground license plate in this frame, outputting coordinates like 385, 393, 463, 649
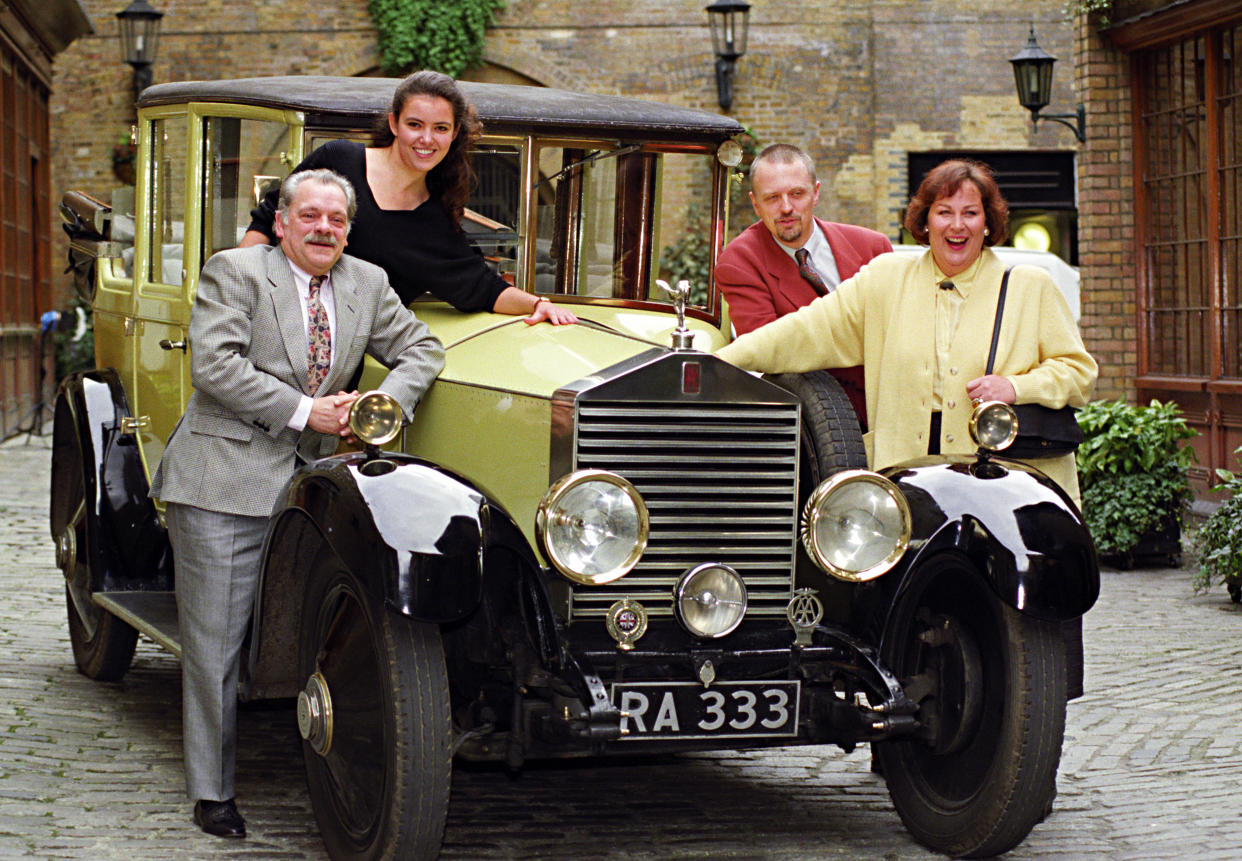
611, 680, 801, 740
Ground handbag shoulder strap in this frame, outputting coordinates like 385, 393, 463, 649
985, 266, 1015, 375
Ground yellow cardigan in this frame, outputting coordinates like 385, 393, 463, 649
715, 247, 1097, 502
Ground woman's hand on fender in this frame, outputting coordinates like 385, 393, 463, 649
966, 374, 1016, 405
493, 286, 578, 325
524, 299, 578, 326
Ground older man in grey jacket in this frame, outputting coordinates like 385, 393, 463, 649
150, 168, 444, 838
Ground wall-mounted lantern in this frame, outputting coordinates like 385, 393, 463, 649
706, 0, 750, 112
117, 0, 164, 104
1009, 25, 1086, 144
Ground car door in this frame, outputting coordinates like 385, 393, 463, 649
128, 105, 300, 481
126, 107, 191, 478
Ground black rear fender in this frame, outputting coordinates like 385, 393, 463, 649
50, 368, 172, 592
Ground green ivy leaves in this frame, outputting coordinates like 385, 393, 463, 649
368, 0, 505, 77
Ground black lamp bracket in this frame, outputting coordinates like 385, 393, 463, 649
1030, 104, 1086, 143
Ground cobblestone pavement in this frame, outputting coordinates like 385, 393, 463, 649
3, 433, 1241, 860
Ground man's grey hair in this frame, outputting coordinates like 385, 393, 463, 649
749, 143, 817, 185
277, 168, 357, 224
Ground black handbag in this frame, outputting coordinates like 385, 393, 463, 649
986, 267, 1083, 458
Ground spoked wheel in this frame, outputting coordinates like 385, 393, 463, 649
297, 552, 451, 861
51, 399, 137, 681
875, 552, 1066, 859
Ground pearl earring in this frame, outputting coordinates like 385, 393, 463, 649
983, 227, 990, 236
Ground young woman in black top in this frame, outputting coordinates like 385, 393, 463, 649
242, 70, 577, 325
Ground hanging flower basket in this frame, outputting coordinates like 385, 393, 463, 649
111, 143, 137, 185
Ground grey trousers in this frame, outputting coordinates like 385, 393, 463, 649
165, 502, 268, 803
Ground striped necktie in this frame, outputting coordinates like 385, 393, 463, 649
306, 274, 331, 395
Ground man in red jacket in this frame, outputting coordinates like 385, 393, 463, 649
716, 143, 892, 425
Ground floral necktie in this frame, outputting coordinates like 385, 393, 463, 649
306, 275, 331, 395
795, 248, 830, 296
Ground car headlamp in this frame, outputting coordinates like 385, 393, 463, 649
675, 563, 747, 638
536, 470, 648, 585
348, 390, 404, 447
969, 401, 1019, 453
800, 470, 911, 582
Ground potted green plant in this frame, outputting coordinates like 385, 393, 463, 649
1076, 399, 1198, 567
1193, 445, 1242, 603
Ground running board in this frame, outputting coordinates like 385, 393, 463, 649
94, 591, 181, 659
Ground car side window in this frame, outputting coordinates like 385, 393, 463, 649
203, 116, 294, 262
464, 143, 522, 286
145, 115, 187, 288
533, 144, 720, 306
649, 150, 720, 308
534, 145, 624, 299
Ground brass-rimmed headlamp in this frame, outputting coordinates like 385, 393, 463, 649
969, 400, 1019, 453
348, 390, 404, 448
801, 470, 911, 582
536, 470, 649, 585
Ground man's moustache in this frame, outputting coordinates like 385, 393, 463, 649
306, 233, 339, 247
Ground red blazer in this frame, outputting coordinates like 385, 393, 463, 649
716, 218, 893, 423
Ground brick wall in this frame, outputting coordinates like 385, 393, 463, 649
50, 1, 1080, 310
485, 1, 1076, 236
48, 0, 381, 293
1074, 10, 1136, 402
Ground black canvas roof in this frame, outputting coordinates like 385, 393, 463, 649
138, 76, 744, 142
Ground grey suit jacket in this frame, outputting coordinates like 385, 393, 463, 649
150, 244, 444, 517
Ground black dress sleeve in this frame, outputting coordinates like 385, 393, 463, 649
384, 204, 509, 312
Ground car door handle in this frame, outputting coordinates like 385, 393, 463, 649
159, 339, 187, 351
119, 415, 151, 434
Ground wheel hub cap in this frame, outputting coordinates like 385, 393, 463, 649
297, 671, 334, 756
56, 527, 76, 576
917, 611, 983, 755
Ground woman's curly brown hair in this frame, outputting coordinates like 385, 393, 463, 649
904, 159, 1009, 247
371, 70, 483, 230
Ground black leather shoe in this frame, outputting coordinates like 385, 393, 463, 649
194, 798, 246, 838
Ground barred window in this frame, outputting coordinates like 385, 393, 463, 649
1137, 23, 1241, 381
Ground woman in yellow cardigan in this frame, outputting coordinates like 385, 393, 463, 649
716, 158, 1097, 502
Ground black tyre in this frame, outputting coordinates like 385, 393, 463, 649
875, 552, 1066, 858
298, 552, 451, 861
764, 370, 866, 492
51, 399, 137, 681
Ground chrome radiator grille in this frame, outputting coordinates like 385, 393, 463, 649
570, 400, 800, 620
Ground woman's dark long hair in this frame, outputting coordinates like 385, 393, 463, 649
372, 70, 483, 229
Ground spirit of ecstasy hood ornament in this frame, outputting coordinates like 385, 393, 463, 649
656, 278, 695, 351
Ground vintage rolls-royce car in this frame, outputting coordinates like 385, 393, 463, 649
51, 76, 1098, 860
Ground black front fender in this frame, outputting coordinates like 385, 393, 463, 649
247, 451, 501, 699
272, 452, 492, 621
882, 456, 1099, 622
